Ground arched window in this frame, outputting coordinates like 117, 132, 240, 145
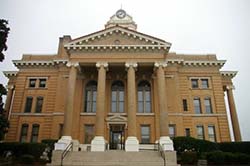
84, 81, 97, 113
111, 81, 124, 113
138, 81, 151, 113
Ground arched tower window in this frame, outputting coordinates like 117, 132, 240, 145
111, 81, 124, 113
84, 81, 97, 113
138, 80, 151, 113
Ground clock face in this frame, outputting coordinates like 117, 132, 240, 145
116, 9, 126, 19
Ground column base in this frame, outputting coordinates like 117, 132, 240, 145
125, 136, 139, 152
91, 136, 106, 151
54, 136, 72, 150
159, 136, 174, 151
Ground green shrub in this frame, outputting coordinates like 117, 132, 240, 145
19, 154, 35, 164
173, 136, 218, 155
179, 151, 197, 164
206, 151, 250, 164
218, 142, 250, 154
41, 139, 57, 162
0, 142, 46, 160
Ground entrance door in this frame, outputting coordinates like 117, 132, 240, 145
109, 124, 125, 150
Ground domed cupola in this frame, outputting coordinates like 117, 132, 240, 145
105, 9, 137, 31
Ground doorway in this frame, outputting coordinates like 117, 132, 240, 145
109, 124, 125, 150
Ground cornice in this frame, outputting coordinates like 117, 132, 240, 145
65, 44, 169, 51
12, 59, 68, 68
3, 71, 18, 78
220, 71, 237, 78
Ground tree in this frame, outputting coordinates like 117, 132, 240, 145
0, 19, 10, 61
0, 19, 10, 140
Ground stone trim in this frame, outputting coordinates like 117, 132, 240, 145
13, 59, 68, 68
168, 113, 227, 117
183, 60, 226, 67
220, 71, 237, 78
3, 71, 18, 78
64, 26, 171, 48
136, 113, 155, 116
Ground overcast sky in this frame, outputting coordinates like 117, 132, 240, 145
1, 0, 249, 141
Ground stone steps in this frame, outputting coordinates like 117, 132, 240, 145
48, 150, 177, 166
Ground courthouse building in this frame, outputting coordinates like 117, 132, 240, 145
3, 9, 241, 151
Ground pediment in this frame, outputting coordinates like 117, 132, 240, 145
64, 26, 171, 51
106, 114, 127, 122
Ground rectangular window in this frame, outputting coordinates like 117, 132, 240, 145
196, 125, 205, 140
30, 124, 40, 143
138, 91, 143, 113
29, 79, 36, 88
204, 97, 213, 114
39, 79, 47, 88
20, 124, 28, 142
141, 125, 150, 144
183, 99, 188, 111
35, 96, 43, 113
145, 91, 151, 113
193, 98, 202, 114
58, 124, 64, 138
24, 97, 33, 113
185, 128, 191, 137
191, 79, 199, 88
208, 125, 216, 142
84, 125, 94, 144
201, 79, 209, 89
169, 124, 176, 139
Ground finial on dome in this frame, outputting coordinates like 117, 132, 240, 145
105, 9, 137, 30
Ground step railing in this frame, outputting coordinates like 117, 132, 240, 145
158, 143, 166, 166
61, 142, 73, 166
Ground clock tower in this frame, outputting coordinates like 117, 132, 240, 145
105, 9, 137, 30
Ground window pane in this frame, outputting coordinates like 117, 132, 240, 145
138, 102, 143, 113
119, 102, 124, 113
205, 98, 212, 114
31, 124, 39, 143
138, 91, 143, 101
39, 79, 46, 88
145, 102, 151, 113
208, 125, 216, 142
93, 91, 97, 102
119, 91, 124, 101
84, 125, 94, 144
29, 79, 36, 88
112, 91, 116, 101
24, 97, 33, 113
141, 125, 150, 144
201, 79, 209, 89
183, 99, 188, 111
111, 102, 116, 113
197, 126, 204, 140
145, 91, 151, 101
35, 97, 43, 113
191, 79, 199, 88
193, 98, 201, 114
169, 125, 176, 139
185, 128, 190, 137
20, 124, 28, 142
92, 101, 96, 113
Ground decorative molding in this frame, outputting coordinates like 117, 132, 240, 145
3, 71, 18, 78
154, 61, 168, 68
64, 26, 171, 50
226, 85, 235, 90
96, 62, 108, 69
66, 61, 79, 67
136, 113, 155, 116
183, 60, 226, 67
125, 62, 138, 69
168, 113, 227, 117
220, 71, 237, 78
13, 59, 68, 68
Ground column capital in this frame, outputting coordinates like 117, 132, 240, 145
125, 62, 138, 69
226, 85, 235, 90
66, 61, 79, 68
154, 61, 168, 68
7, 85, 14, 90
96, 62, 108, 69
